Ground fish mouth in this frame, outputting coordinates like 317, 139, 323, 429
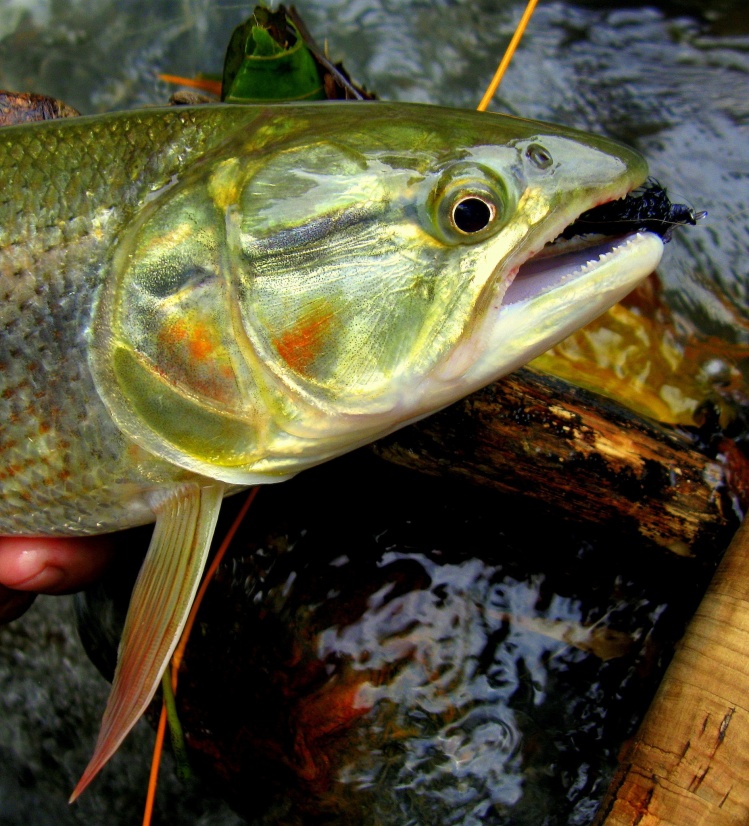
502, 231, 648, 307
501, 179, 697, 309
433, 184, 683, 390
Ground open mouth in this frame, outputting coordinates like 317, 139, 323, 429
502, 180, 702, 307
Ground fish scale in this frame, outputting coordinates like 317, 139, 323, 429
0, 107, 260, 533
0, 198, 176, 533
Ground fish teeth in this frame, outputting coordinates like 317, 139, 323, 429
503, 232, 649, 308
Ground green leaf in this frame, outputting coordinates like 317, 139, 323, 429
222, 8, 325, 103
250, 25, 283, 57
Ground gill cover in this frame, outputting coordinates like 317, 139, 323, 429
90, 103, 646, 484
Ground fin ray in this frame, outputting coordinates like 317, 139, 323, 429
70, 482, 224, 802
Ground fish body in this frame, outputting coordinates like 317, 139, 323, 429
0, 101, 663, 795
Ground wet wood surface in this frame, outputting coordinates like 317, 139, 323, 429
0, 90, 79, 125
372, 367, 739, 558
594, 516, 749, 826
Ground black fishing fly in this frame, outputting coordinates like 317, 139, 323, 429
563, 179, 706, 242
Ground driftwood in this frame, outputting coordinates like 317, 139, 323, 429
594, 516, 749, 826
371, 367, 738, 557
0, 90, 79, 125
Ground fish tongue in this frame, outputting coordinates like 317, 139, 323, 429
69, 482, 225, 801
502, 236, 626, 306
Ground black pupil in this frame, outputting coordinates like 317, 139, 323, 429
453, 198, 492, 233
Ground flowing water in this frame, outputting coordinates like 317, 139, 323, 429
0, 2, 747, 824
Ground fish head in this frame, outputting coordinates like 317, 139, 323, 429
91, 102, 663, 483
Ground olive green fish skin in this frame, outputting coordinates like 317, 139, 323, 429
0, 106, 261, 534
0, 102, 651, 536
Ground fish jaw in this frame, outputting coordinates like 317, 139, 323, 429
89, 102, 660, 484
431, 231, 664, 396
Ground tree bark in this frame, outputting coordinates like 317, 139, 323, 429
371, 368, 739, 557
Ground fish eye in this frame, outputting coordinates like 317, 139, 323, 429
526, 143, 553, 170
451, 196, 496, 234
428, 162, 511, 245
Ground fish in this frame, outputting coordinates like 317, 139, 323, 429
0, 100, 664, 797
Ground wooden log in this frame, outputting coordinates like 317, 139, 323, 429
371, 367, 739, 557
0, 90, 79, 125
593, 516, 749, 826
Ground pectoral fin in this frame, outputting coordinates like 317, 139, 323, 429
70, 482, 225, 802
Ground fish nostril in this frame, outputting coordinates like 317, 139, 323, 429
526, 143, 553, 170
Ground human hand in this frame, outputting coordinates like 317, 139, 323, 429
0, 536, 115, 623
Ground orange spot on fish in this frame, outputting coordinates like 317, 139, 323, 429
127, 444, 144, 460
275, 311, 335, 373
157, 317, 239, 404
162, 319, 217, 362
188, 326, 215, 361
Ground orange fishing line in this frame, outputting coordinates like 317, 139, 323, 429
142, 704, 169, 826
142, 487, 259, 826
144, 7, 537, 817
158, 73, 223, 96
477, 0, 539, 112
173, 487, 260, 673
